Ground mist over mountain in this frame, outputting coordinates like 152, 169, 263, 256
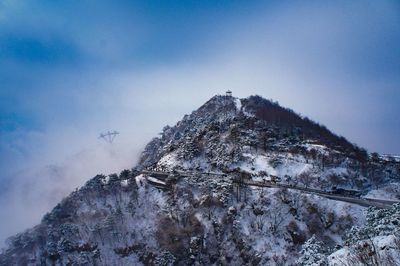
1, 94, 399, 265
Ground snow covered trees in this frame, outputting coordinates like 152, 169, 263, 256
3, 94, 400, 265
327, 204, 400, 265
154, 251, 176, 266
346, 203, 400, 245
297, 235, 328, 266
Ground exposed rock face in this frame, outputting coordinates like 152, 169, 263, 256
1, 95, 399, 265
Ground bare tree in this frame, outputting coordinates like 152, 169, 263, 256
266, 206, 287, 235
297, 172, 313, 188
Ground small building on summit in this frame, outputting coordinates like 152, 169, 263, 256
226, 90, 232, 97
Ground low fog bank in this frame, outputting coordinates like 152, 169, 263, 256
0, 140, 143, 248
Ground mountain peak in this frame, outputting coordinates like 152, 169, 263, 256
2, 94, 399, 266
138, 94, 367, 171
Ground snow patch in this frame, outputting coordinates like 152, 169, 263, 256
101, 175, 110, 185
328, 235, 400, 265
157, 152, 179, 170
302, 143, 331, 155
234, 98, 242, 112
120, 179, 129, 187
147, 176, 167, 185
363, 183, 400, 201
135, 174, 146, 187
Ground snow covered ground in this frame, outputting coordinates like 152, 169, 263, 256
364, 183, 400, 201
328, 235, 400, 266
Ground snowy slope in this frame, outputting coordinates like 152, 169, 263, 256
1, 95, 399, 265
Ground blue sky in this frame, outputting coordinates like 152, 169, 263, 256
0, 0, 400, 246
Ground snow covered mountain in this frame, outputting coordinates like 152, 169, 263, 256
1, 94, 399, 265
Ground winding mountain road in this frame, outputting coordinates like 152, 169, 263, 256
236, 179, 399, 209
140, 170, 399, 209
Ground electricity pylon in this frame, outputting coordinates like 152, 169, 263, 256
99, 131, 119, 143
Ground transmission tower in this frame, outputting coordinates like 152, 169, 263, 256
99, 130, 119, 143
